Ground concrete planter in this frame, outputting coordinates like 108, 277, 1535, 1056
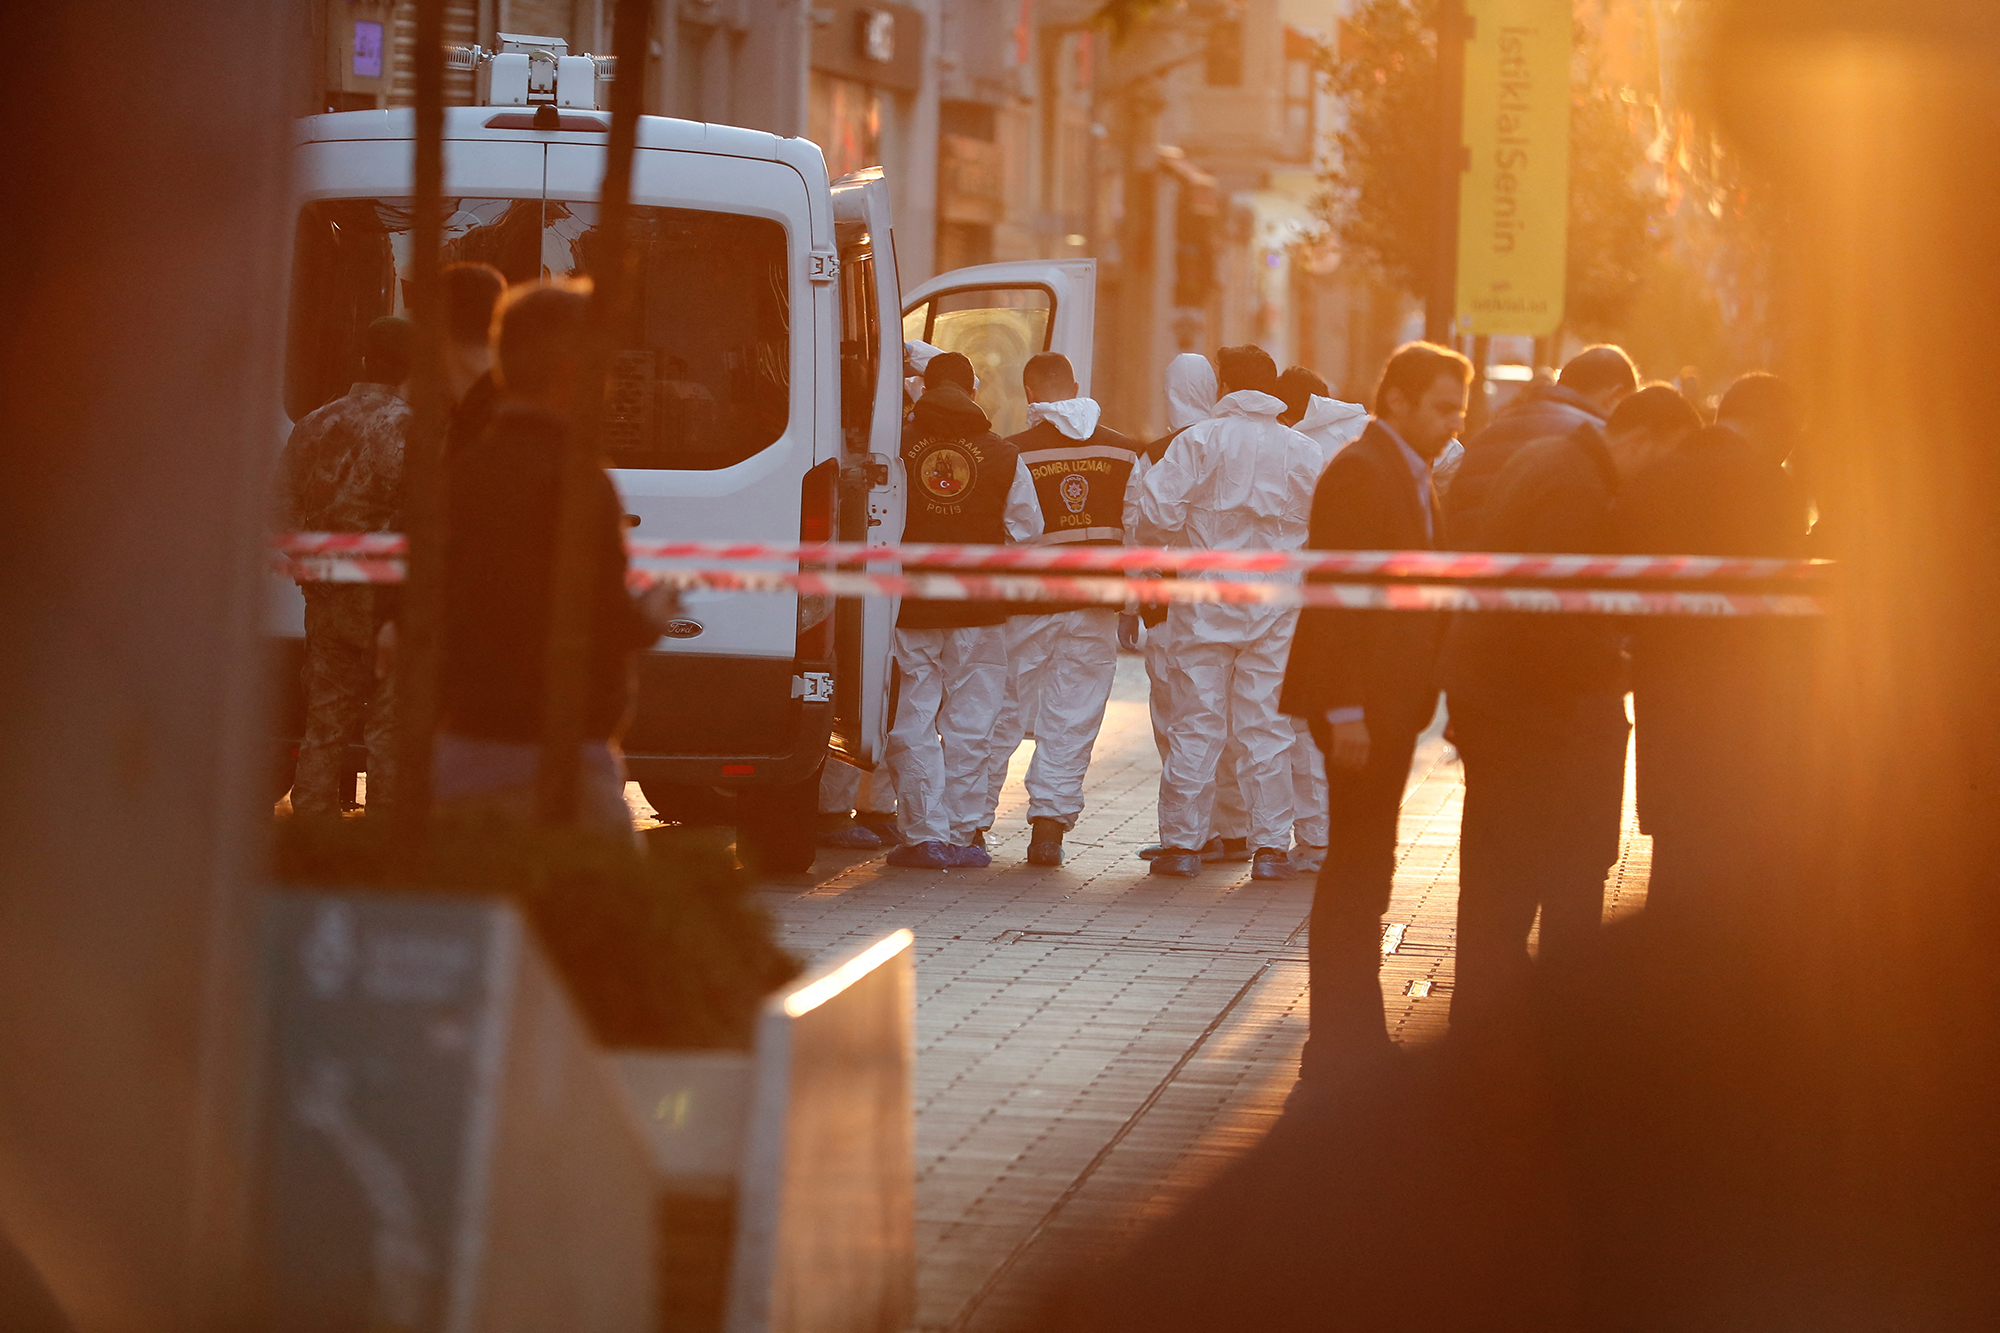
616, 930, 917, 1333
257, 891, 657, 1332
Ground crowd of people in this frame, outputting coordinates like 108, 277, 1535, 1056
827, 331, 1810, 1075
279, 268, 1811, 1067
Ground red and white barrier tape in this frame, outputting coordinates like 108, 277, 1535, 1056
275, 533, 1826, 584
622, 566, 1822, 618
272, 535, 1828, 616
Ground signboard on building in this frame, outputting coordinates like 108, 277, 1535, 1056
810, 0, 925, 94
1455, 0, 1571, 337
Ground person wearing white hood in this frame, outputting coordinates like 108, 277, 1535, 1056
975, 352, 1144, 865
1137, 345, 1327, 881
1128, 353, 1251, 864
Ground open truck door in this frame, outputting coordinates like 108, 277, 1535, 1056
829, 168, 907, 768
899, 259, 1098, 439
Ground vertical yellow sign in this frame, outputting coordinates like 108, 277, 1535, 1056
1456, 0, 1572, 337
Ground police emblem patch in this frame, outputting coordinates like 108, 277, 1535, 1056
1059, 472, 1089, 513
918, 442, 977, 501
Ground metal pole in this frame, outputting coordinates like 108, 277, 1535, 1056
536, 0, 653, 826
391, 0, 449, 868
1426, 0, 1468, 344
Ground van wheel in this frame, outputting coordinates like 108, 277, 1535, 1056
638, 781, 737, 827
736, 764, 822, 875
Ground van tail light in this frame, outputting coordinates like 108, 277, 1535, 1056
800, 459, 836, 544
797, 459, 837, 655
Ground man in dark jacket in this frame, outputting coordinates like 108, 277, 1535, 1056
883, 352, 1041, 869
1441, 386, 1702, 1034
435, 281, 675, 835
1280, 341, 1471, 1072
1445, 344, 1639, 547
1618, 373, 1813, 923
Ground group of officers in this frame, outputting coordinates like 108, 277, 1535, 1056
853, 336, 1810, 1073
280, 261, 1807, 1069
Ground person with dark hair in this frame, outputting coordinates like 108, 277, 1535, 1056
883, 350, 1042, 869
434, 281, 680, 834
973, 352, 1141, 865
376, 263, 509, 656
1138, 344, 1327, 881
441, 262, 506, 456
1276, 365, 1371, 465
1439, 384, 1701, 1034
1445, 343, 1639, 546
1715, 371, 1802, 467
1617, 372, 1812, 921
1280, 340, 1471, 1071
276, 313, 416, 814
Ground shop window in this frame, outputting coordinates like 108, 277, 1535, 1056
811, 72, 886, 179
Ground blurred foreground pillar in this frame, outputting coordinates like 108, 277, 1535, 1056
1718, 1, 2000, 1309
0, 3, 297, 1328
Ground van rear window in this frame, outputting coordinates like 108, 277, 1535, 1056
285, 197, 791, 471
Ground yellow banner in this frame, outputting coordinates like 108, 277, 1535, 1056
1456, 0, 1571, 337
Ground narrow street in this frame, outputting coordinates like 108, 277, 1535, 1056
682, 655, 1654, 1332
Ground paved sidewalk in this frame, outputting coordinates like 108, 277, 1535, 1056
695, 654, 1652, 1332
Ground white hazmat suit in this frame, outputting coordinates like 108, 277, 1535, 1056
1141, 354, 1218, 761
1278, 392, 1370, 856
1136, 389, 1324, 855
976, 396, 1142, 835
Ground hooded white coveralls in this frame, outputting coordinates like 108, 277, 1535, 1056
1142, 356, 1220, 762
976, 397, 1142, 831
1136, 389, 1324, 853
1277, 394, 1372, 849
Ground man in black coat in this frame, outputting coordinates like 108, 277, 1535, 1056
1280, 341, 1472, 1073
1617, 373, 1813, 923
1446, 344, 1639, 548
1440, 386, 1702, 1034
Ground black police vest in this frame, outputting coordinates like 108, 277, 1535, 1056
1009, 419, 1141, 547
897, 396, 1019, 629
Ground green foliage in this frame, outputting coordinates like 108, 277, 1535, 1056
1317, 1, 1662, 336
1316, 0, 1443, 297
272, 814, 802, 1050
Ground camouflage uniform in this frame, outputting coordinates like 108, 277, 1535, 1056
277, 382, 410, 814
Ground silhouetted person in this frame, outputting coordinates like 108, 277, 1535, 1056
441, 261, 506, 458
1447, 344, 1639, 546
1441, 386, 1703, 1032
1281, 342, 1471, 1073
435, 281, 677, 834
1617, 373, 1813, 922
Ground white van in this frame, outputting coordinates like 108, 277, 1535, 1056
274, 45, 1095, 869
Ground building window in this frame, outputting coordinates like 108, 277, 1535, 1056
1205, 18, 1244, 87
1282, 26, 1318, 162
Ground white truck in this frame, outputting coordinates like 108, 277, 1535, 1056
274, 33, 1096, 869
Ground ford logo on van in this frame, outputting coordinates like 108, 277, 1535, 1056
660, 619, 705, 640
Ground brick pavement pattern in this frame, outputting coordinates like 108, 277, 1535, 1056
633, 654, 1652, 1332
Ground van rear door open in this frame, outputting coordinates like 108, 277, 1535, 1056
899, 260, 1098, 440
829, 169, 905, 768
